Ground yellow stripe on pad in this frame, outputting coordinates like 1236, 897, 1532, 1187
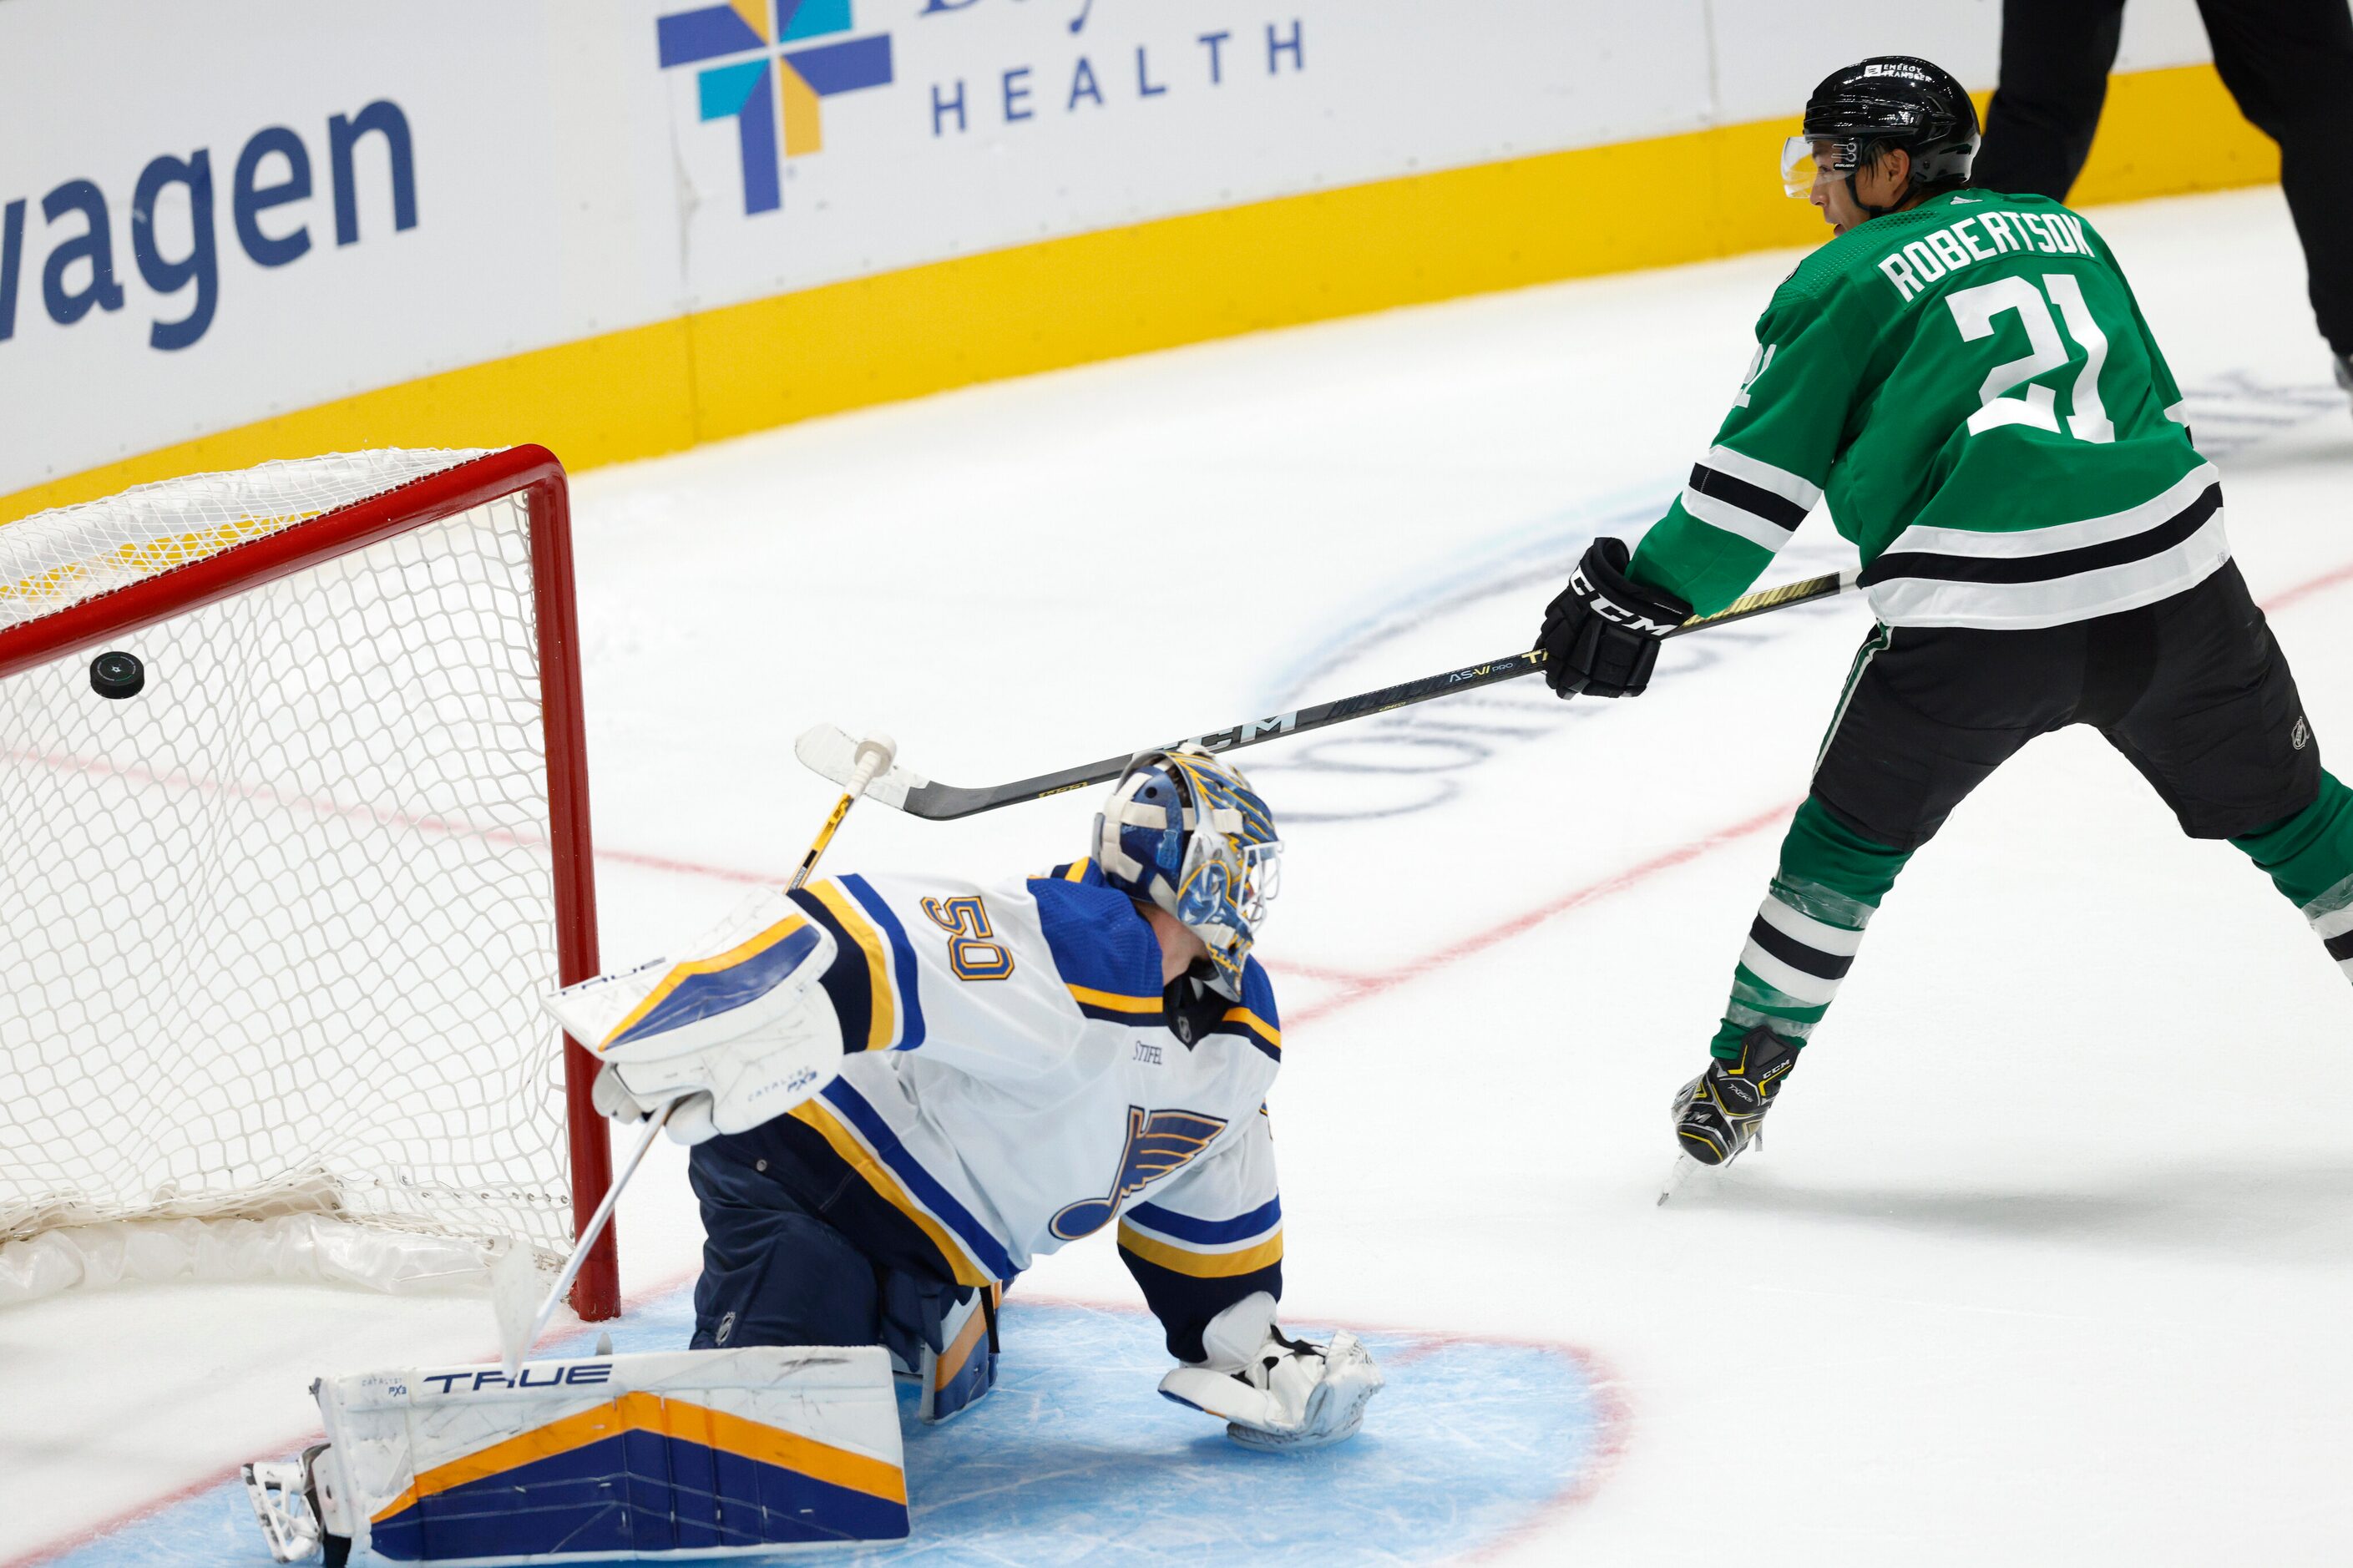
1116, 1223, 1283, 1279
789, 1100, 994, 1287
809, 881, 896, 1050
599, 911, 812, 1050
1061, 857, 1091, 883
369, 1388, 904, 1525
932, 1295, 990, 1394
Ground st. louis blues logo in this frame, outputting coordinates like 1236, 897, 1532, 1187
1050, 1106, 1227, 1240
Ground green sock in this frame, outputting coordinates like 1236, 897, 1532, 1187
1710, 797, 1913, 1060
2234, 771, 2353, 985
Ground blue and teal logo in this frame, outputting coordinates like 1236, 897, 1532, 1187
656, 1, 896, 215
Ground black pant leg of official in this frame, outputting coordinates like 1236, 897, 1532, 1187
2195, 0, 2353, 357
1975, 0, 2129, 199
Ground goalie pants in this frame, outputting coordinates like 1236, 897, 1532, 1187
686, 1137, 970, 1371
1971, 0, 2353, 357
1713, 561, 2353, 1056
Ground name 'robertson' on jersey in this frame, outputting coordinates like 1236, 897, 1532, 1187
1630, 185, 2218, 632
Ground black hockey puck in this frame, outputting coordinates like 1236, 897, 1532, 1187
89, 650, 144, 699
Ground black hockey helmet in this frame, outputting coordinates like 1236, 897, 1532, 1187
1782, 56, 1980, 212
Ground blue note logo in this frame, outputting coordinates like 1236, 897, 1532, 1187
1050, 1106, 1226, 1239
655, 1, 897, 215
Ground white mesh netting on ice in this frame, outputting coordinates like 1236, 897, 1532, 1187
0, 450, 582, 1274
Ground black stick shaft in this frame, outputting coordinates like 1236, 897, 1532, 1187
898, 568, 1854, 819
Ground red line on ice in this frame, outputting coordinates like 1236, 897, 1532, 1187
19, 559, 2350, 1568
565, 555, 2353, 908
1285, 800, 1798, 1027
1273, 557, 2353, 1028
1008, 1289, 1637, 1550
2, 1269, 700, 1568
2262, 556, 2353, 615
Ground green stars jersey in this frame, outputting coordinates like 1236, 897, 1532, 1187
1628, 190, 2221, 630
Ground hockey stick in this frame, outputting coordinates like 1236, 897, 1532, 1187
797, 568, 1859, 820
497, 734, 900, 1374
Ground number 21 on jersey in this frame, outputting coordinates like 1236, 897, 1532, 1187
1949, 273, 2115, 444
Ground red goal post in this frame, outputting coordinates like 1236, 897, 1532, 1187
0, 447, 617, 1320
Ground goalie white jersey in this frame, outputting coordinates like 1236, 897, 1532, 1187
725, 857, 1286, 1356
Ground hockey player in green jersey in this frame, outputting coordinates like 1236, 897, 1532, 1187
1532, 56, 2353, 1166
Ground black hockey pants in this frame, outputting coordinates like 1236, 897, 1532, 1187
1708, 563, 2353, 1059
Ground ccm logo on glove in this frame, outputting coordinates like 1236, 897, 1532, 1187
1535, 537, 1693, 700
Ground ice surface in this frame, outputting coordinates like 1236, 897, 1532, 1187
49, 1292, 1615, 1565
8, 185, 2353, 1565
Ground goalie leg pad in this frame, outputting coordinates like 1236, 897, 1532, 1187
303, 1348, 908, 1564
917, 1283, 999, 1424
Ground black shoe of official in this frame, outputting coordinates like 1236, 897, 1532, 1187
1671, 1026, 1798, 1166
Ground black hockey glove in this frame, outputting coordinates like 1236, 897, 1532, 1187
1535, 537, 1693, 699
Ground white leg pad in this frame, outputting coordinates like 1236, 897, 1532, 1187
306, 1347, 908, 1564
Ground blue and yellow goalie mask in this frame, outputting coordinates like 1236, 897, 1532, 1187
1094, 746, 1281, 999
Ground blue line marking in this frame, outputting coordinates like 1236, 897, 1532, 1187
54, 1292, 1614, 1566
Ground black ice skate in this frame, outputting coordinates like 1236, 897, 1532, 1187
1670, 1026, 1797, 1167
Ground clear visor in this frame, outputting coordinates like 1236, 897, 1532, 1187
1780, 134, 1851, 199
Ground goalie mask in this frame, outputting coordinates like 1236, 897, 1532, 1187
1095, 747, 1281, 999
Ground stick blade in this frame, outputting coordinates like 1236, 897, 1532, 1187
488, 1237, 541, 1377
794, 724, 925, 809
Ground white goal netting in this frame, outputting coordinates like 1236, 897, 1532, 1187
0, 451, 583, 1273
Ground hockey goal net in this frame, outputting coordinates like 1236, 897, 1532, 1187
0, 447, 615, 1317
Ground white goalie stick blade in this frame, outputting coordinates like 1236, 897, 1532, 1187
243, 1459, 322, 1563
795, 724, 926, 810
487, 1237, 543, 1368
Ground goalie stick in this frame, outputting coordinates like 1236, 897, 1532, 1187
797, 567, 1859, 820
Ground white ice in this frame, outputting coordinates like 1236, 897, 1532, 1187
7, 183, 2352, 1565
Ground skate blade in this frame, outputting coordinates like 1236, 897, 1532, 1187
1656, 1151, 1743, 1205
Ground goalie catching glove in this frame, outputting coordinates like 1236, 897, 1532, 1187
544, 888, 846, 1146
1536, 536, 1693, 699
1158, 1292, 1384, 1451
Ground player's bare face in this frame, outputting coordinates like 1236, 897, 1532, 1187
1811, 145, 1913, 235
